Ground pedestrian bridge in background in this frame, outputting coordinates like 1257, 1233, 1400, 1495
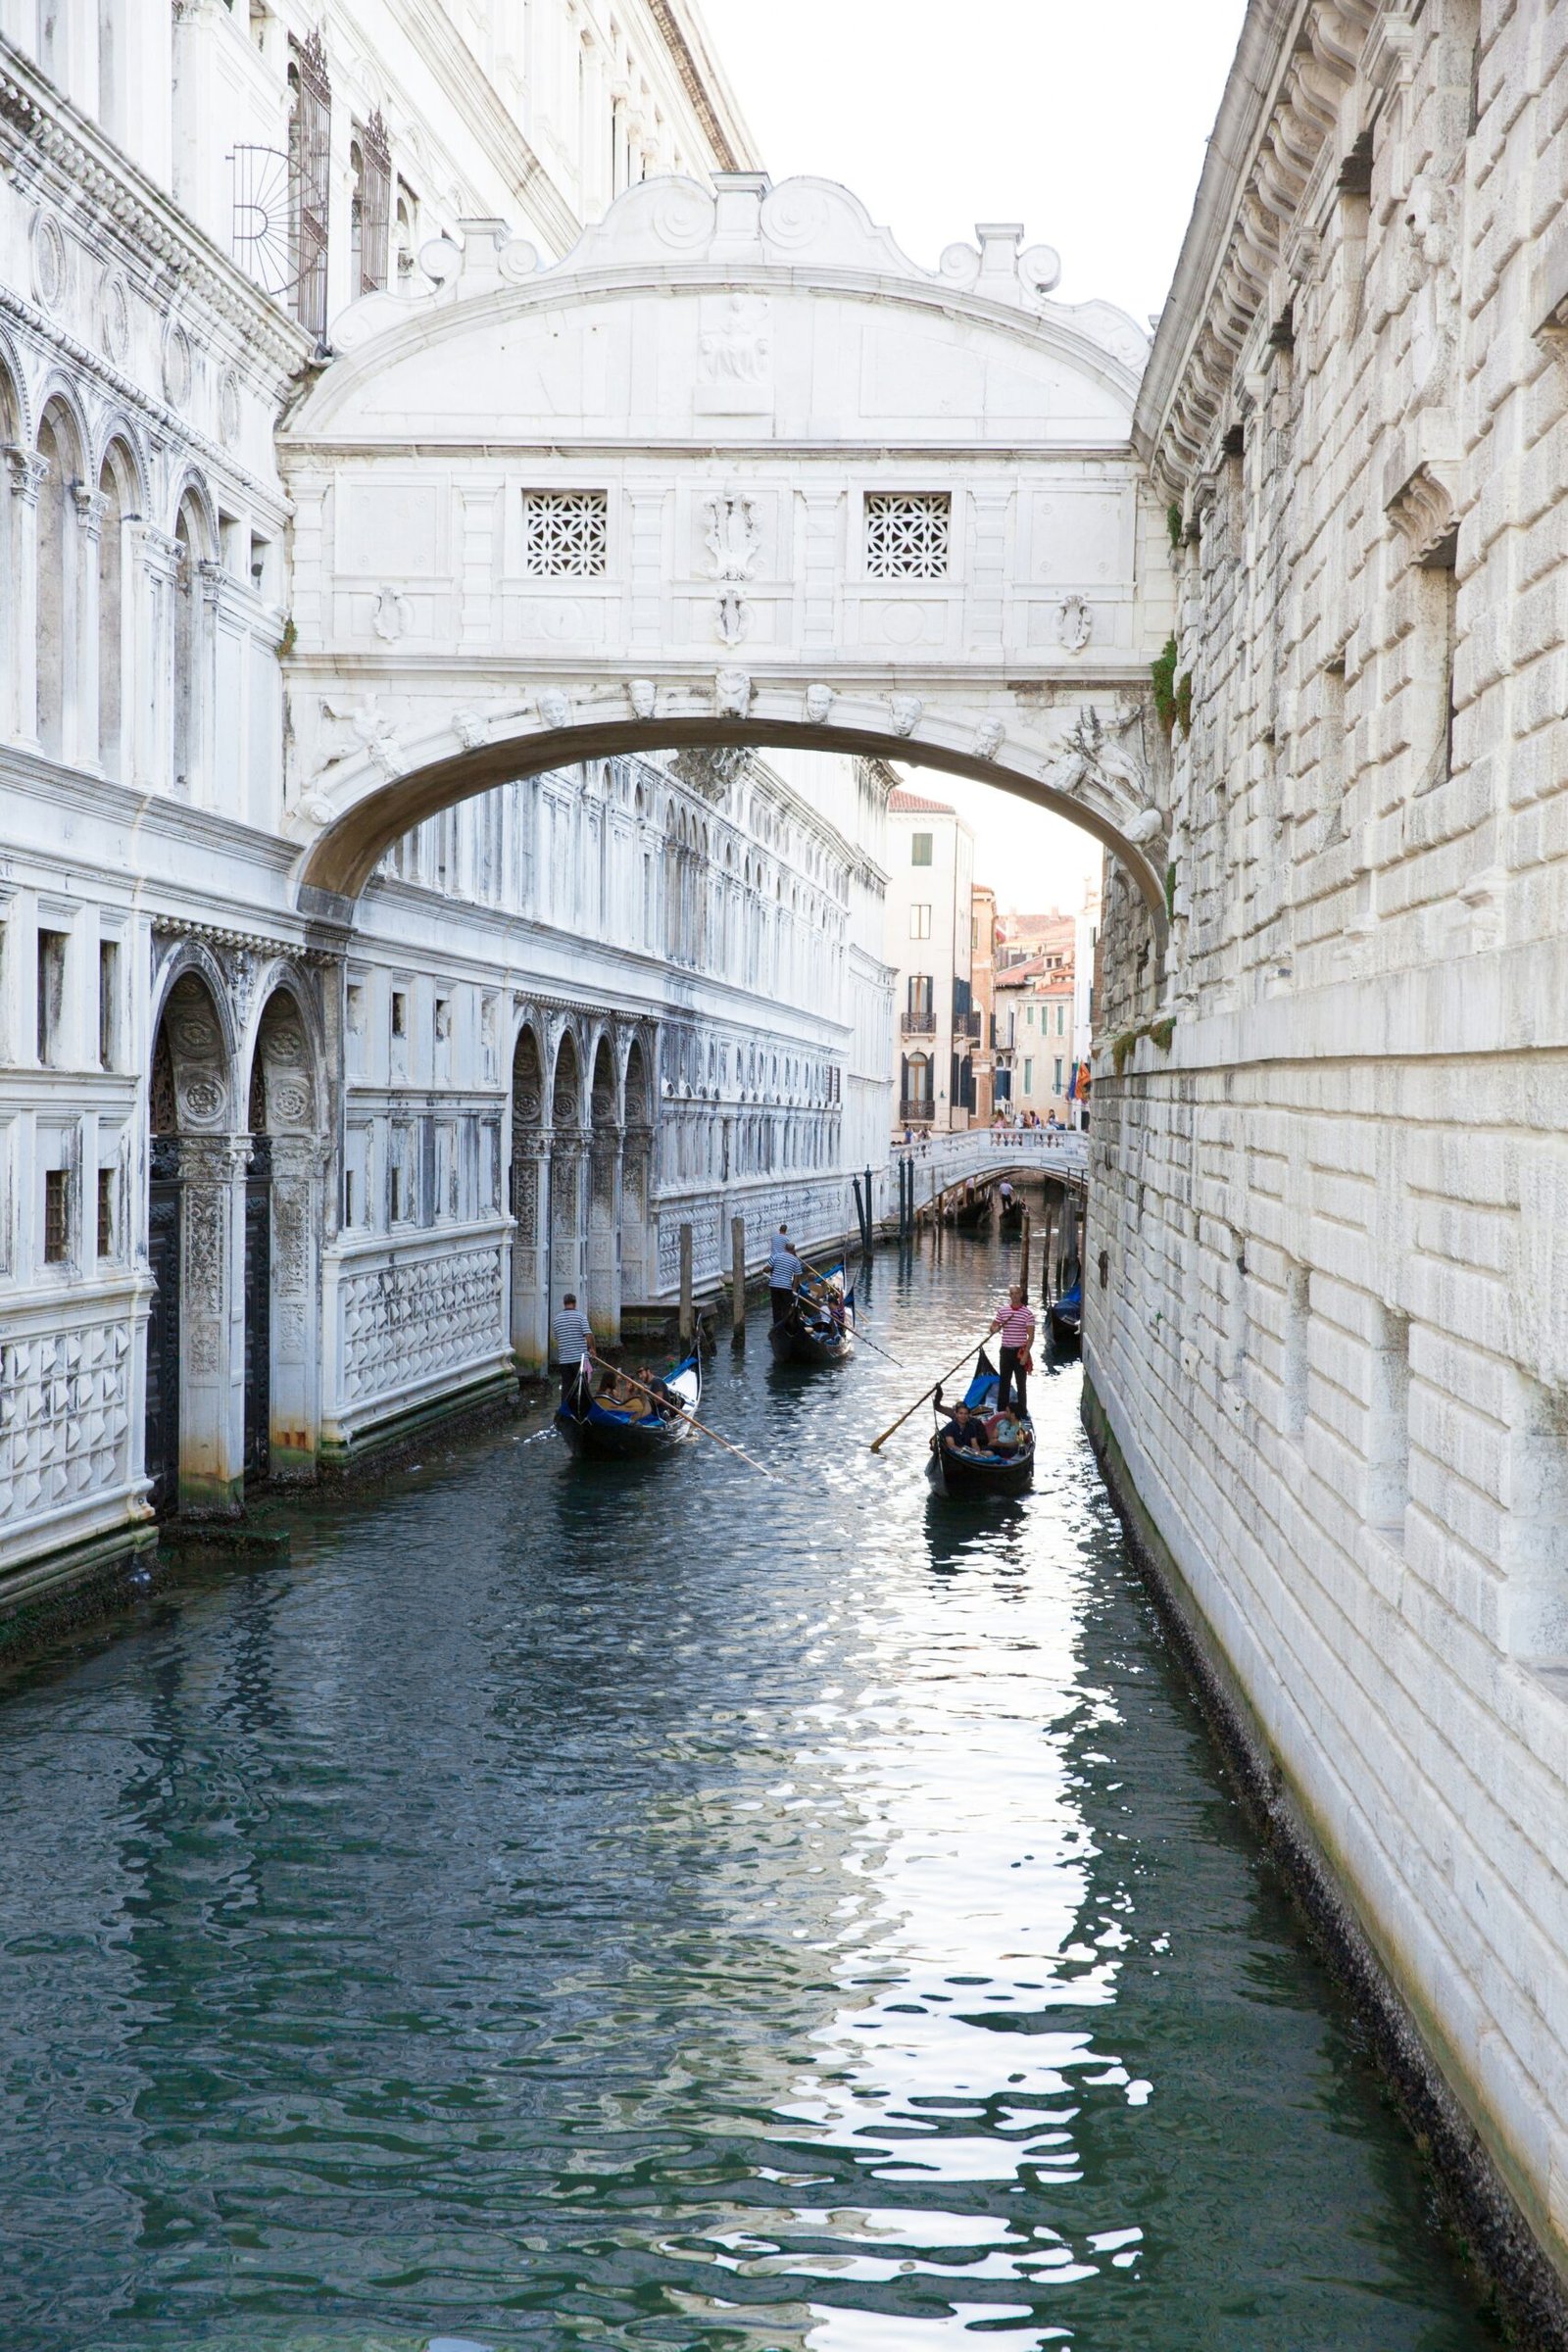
890, 1128, 1088, 1212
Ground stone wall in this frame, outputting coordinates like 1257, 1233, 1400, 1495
1092, 0, 1568, 2299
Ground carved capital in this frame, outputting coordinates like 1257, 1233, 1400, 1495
72, 484, 108, 539
5, 445, 49, 504
1385, 458, 1458, 565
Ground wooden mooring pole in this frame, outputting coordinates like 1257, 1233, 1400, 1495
1019, 1207, 1032, 1296
678, 1223, 694, 1347
730, 1214, 747, 1348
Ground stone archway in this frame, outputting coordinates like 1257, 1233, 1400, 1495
277, 173, 1175, 998
548, 1029, 585, 1333
246, 985, 325, 1479
145, 965, 244, 1516
587, 1034, 621, 1346
508, 1019, 549, 1374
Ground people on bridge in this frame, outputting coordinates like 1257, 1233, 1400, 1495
768, 1226, 805, 1326
553, 1293, 594, 1406
989, 1284, 1036, 1418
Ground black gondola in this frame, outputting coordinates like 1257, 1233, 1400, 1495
951, 1192, 992, 1231
998, 1194, 1024, 1235
928, 1348, 1034, 1494
1048, 1280, 1082, 1346
556, 1350, 702, 1458
768, 1263, 856, 1366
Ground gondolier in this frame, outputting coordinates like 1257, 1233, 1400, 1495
988, 1284, 1036, 1416
552, 1292, 594, 1407
767, 1226, 805, 1327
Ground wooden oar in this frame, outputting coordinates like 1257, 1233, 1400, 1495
603, 1360, 781, 1486
867, 1337, 991, 1454
797, 1256, 905, 1367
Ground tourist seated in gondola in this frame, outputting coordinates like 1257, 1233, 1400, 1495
990, 1408, 1024, 1455
938, 1399, 991, 1451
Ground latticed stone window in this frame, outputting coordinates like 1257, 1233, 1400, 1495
522, 491, 609, 577
865, 492, 951, 579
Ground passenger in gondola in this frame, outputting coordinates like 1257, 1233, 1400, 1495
938, 1399, 989, 1451
596, 1365, 625, 1406
990, 1408, 1023, 1455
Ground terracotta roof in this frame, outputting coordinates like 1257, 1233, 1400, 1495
888, 789, 956, 814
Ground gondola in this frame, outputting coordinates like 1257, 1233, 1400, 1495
951, 1193, 992, 1232
556, 1350, 702, 1458
998, 1195, 1024, 1235
768, 1262, 856, 1366
927, 1348, 1034, 1494
1048, 1281, 1082, 1346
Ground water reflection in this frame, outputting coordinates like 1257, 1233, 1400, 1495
0, 1239, 1497, 2352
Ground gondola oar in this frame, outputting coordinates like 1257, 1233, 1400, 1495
867, 1337, 989, 1454
797, 1255, 905, 1367
607, 1363, 781, 1485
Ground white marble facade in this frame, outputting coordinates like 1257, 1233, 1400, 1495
0, 0, 907, 1590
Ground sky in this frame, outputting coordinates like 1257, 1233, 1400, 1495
695, 0, 1248, 911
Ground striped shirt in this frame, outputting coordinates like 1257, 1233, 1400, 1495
996, 1300, 1036, 1350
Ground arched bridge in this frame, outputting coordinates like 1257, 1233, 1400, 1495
280, 172, 1174, 933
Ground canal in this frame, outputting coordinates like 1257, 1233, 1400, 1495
1, 1241, 1497, 2352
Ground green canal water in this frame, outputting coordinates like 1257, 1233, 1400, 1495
0, 1242, 1498, 2351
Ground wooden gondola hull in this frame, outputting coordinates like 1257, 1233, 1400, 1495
928, 1438, 1033, 1495
951, 1202, 992, 1231
768, 1317, 854, 1367
556, 1353, 701, 1458
926, 1346, 1034, 1494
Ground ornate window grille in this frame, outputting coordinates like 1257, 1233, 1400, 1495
522, 490, 609, 577
864, 491, 951, 579
355, 110, 392, 294
286, 30, 331, 343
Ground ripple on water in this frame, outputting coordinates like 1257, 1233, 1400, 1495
0, 1240, 1500, 2352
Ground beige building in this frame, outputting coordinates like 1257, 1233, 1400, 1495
995, 952, 1075, 1125
883, 788, 976, 1133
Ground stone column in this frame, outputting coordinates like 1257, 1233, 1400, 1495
509, 1129, 551, 1374
586, 1128, 622, 1346
176, 1133, 248, 1515
267, 1134, 325, 1477
5, 446, 48, 744
73, 484, 107, 770
619, 1125, 654, 1307
549, 1127, 588, 1326
129, 521, 182, 792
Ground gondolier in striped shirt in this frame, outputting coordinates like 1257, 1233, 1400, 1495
989, 1285, 1036, 1416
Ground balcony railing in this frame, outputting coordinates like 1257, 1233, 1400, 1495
899, 1096, 936, 1123
901, 1009, 937, 1035
959, 1010, 982, 1041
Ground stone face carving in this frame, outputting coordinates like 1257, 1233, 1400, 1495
704, 492, 760, 581
973, 717, 1004, 761
889, 695, 923, 738
714, 668, 752, 717
453, 708, 487, 750
1058, 593, 1094, 653
537, 689, 571, 730
628, 678, 658, 719
805, 683, 836, 723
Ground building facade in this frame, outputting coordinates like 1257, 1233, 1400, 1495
970, 882, 998, 1124
884, 787, 976, 1134
995, 944, 1075, 1125
1089, 0, 1568, 2307
0, 0, 897, 1597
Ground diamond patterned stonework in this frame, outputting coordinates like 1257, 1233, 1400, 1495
522, 491, 609, 578
864, 493, 950, 580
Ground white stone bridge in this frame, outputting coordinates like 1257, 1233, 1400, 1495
279, 172, 1174, 939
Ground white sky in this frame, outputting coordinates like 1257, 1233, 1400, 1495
695, 0, 1248, 912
